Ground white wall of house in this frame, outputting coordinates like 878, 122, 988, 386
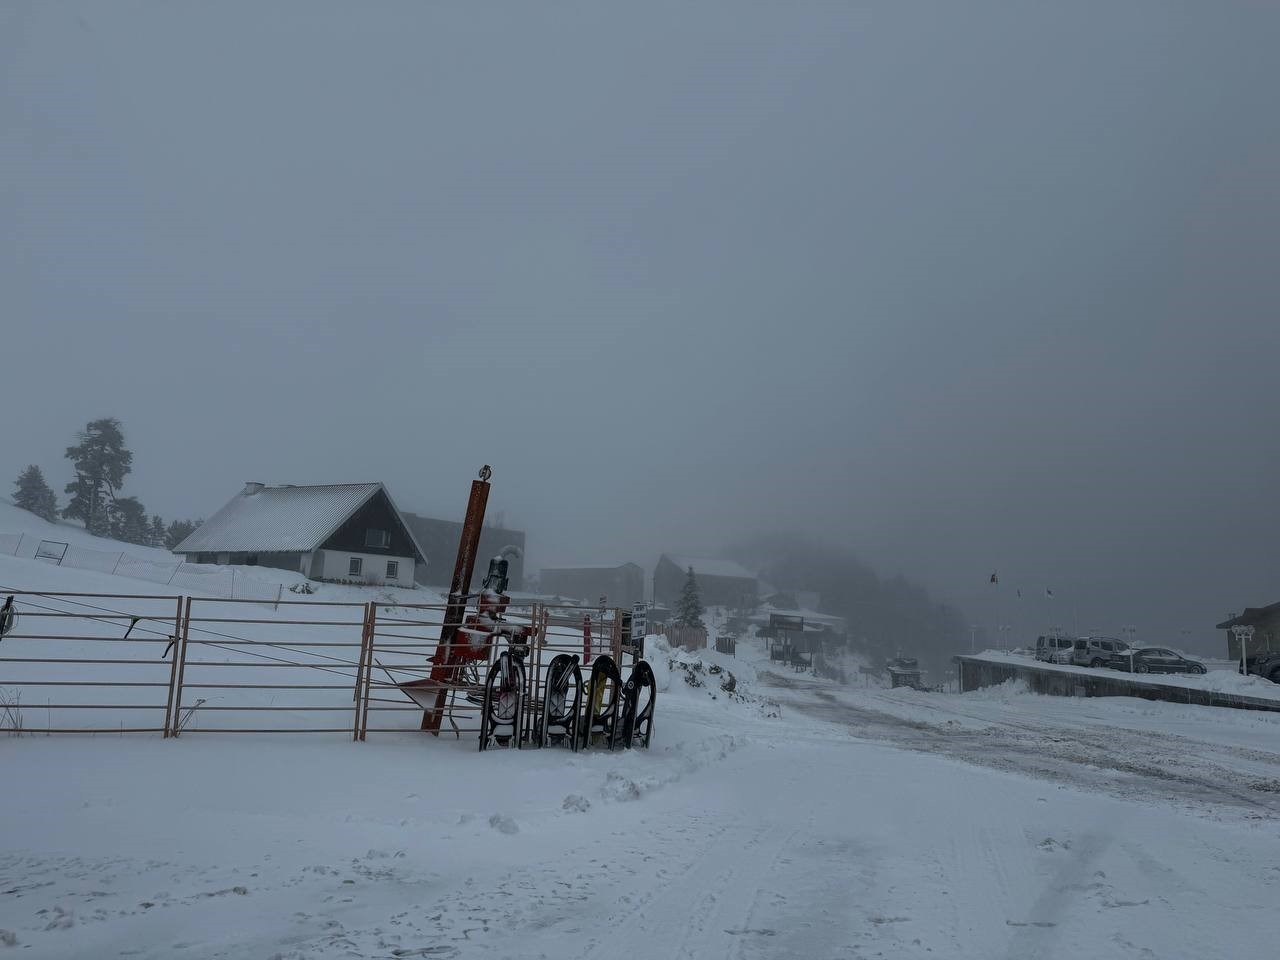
309, 548, 415, 587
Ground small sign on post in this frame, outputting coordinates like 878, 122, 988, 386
769, 613, 805, 633
631, 602, 648, 657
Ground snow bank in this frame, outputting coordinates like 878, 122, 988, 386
970, 650, 1280, 703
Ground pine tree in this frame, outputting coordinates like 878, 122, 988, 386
13, 465, 58, 523
149, 515, 167, 548
108, 496, 150, 546
675, 567, 705, 628
63, 418, 133, 536
165, 518, 200, 550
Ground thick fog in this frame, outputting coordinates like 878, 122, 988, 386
3, 2, 1277, 652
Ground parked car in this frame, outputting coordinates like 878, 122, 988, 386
1108, 647, 1206, 675
1247, 653, 1280, 684
1071, 636, 1130, 668
1035, 635, 1075, 664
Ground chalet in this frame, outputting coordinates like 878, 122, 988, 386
653, 554, 757, 609
173, 482, 426, 588
538, 563, 645, 607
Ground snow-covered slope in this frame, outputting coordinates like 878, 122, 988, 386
0, 498, 443, 606
0, 498, 178, 564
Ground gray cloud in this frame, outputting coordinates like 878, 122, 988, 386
3, 1, 1277, 652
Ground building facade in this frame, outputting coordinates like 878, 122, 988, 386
653, 554, 758, 609
400, 513, 525, 591
538, 563, 644, 607
174, 482, 426, 588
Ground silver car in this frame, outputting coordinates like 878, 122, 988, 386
1071, 636, 1130, 668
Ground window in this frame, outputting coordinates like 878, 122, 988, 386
365, 529, 389, 549
348, 557, 363, 577
386, 560, 399, 580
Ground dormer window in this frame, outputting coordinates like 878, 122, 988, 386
365, 528, 389, 549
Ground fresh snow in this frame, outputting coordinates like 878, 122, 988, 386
2, 544, 1278, 959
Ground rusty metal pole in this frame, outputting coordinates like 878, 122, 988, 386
421, 468, 491, 733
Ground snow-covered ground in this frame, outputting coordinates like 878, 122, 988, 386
3, 540, 1279, 959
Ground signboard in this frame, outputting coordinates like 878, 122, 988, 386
34, 540, 68, 565
630, 602, 648, 656
769, 613, 804, 633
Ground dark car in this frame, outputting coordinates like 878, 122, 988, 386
1247, 653, 1280, 684
1108, 647, 1206, 675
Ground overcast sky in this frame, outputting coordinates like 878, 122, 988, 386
3, 1, 1277, 650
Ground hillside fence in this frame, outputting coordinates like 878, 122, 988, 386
0, 531, 283, 603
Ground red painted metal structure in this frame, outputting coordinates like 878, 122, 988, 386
398, 467, 493, 734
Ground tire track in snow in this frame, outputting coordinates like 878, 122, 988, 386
761, 672, 1280, 820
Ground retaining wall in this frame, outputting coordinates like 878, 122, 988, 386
953, 655, 1280, 714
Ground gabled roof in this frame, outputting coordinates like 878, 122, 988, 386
658, 554, 757, 581
541, 562, 642, 572
1216, 602, 1280, 630
174, 482, 426, 561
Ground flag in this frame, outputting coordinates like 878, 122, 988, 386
990, 572, 998, 584
1046, 588, 1054, 598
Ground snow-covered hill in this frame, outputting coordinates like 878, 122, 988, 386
0, 498, 443, 606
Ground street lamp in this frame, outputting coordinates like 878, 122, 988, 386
1232, 624, 1255, 677
1120, 624, 1138, 672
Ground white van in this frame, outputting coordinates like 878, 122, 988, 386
1035, 635, 1074, 663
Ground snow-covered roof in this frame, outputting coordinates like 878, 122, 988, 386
174, 482, 425, 559
540, 562, 641, 572
660, 554, 756, 581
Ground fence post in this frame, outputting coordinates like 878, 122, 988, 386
163, 597, 186, 737
112, 553, 124, 575
167, 561, 182, 586
14, 533, 23, 556
274, 583, 283, 612
352, 603, 372, 741
171, 597, 193, 737
358, 603, 376, 741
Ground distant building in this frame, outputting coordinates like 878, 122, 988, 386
539, 563, 644, 607
173, 482, 426, 588
653, 554, 757, 609
401, 512, 525, 591
1216, 602, 1280, 661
